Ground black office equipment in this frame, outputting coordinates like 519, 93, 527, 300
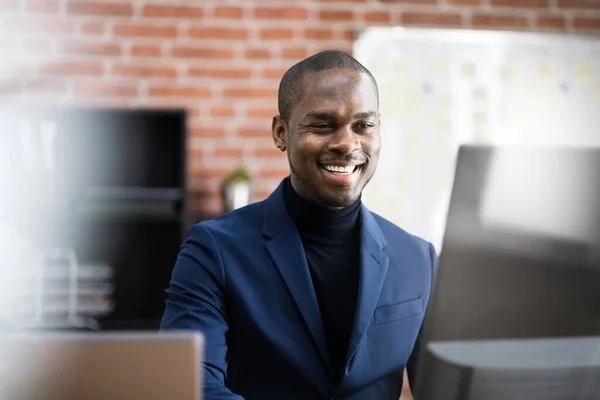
1, 107, 189, 331
414, 145, 600, 400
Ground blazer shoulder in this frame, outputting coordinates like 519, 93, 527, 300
370, 211, 436, 257
191, 200, 266, 240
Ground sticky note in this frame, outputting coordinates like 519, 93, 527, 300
435, 93, 453, 109
537, 59, 556, 76
394, 58, 411, 76
436, 119, 452, 134
461, 62, 476, 79
473, 112, 487, 126
473, 86, 487, 102
431, 57, 450, 78
501, 65, 512, 81
572, 61, 594, 82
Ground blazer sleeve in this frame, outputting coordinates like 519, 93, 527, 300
406, 242, 439, 392
160, 224, 244, 400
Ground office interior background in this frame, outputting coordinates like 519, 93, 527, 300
1, 1, 599, 399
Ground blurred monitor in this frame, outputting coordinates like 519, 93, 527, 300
0, 331, 203, 400
414, 145, 600, 400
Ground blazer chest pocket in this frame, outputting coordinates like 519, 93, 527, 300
373, 297, 422, 326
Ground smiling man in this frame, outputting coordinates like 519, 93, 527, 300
160, 50, 438, 400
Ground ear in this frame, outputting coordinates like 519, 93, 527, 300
272, 115, 287, 152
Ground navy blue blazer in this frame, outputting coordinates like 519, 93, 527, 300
160, 179, 438, 400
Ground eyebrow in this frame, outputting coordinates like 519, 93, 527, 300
303, 111, 379, 120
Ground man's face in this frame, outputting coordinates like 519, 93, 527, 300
272, 68, 381, 209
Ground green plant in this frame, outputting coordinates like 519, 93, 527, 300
226, 166, 251, 183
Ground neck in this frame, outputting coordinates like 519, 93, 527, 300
283, 177, 361, 238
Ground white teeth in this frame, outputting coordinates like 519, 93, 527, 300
323, 165, 356, 174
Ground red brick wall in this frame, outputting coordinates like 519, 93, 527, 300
1, 0, 599, 216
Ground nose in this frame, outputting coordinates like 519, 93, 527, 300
327, 126, 360, 156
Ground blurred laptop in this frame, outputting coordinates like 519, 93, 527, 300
0, 331, 203, 400
413, 145, 600, 400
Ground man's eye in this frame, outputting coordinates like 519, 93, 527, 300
355, 123, 374, 130
311, 123, 333, 130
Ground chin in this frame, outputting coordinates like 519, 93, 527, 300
319, 191, 359, 209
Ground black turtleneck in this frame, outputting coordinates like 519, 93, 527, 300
283, 178, 361, 385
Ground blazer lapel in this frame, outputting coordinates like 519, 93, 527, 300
262, 180, 332, 376
345, 206, 389, 372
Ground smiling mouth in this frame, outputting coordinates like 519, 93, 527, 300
319, 164, 363, 175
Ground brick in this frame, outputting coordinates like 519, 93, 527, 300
263, 68, 287, 80
536, 15, 566, 29
558, 0, 600, 9
343, 29, 358, 41
114, 23, 178, 38
380, 0, 437, 3
252, 190, 272, 201
223, 88, 277, 99
214, 6, 244, 19
238, 128, 270, 138
254, 147, 285, 158
75, 82, 138, 97
189, 187, 220, 200
188, 197, 222, 218
189, 26, 248, 40
402, 12, 462, 27
68, 1, 133, 16
172, 46, 234, 59
245, 48, 271, 59
80, 20, 105, 34
472, 14, 529, 28
248, 108, 278, 119
131, 44, 161, 58
190, 164, 234, 179
254, 7, 308, 20
446, 0, 481, 4
190, 126, 227, 138
210, 107, 235, 117
27, 0, 60, 13
491, 0, 549, 7
148, 85, 212, 98
258, 168, 290, 179
316, 45, 353, 55
58, 40, 121, 56
319, 10, 354, 21
188, 108, 203, 117
113, 64, 177, 78
143, 5, 203, 19
188, 68, 252, 79
40, 61, 103, 76
260, 28, 294, 40
4, 18, 75, 35
305, 28, 334, 40
215, 147, 244, 158
573, 17, 600, 30
364, 10, 392, 23
256, 156, 289, 170
282, 47, 308, 59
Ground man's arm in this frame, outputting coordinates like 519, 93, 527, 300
406, 242, 439, 393
160, 224, 244, 400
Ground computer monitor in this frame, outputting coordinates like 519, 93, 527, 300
413, 145, 600, 399
0, 331, 204, 400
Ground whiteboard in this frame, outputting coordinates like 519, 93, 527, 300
354, 27, 600, 251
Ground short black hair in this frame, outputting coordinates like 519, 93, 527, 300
277, 50, 379, 123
